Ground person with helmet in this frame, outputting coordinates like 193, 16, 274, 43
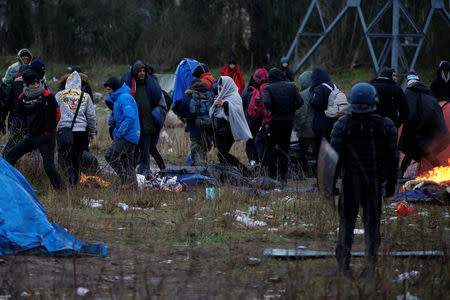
279, 57, 295, 82
327, 83, 399, 278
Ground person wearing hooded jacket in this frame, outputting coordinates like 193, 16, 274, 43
5, 69, 65, 190
294, 70, 314, 170
192, 64, 215, 90
58, 66, 94, 101
280, 57, 295, 82
210, 76, 252, 175
178, 80, 213, 166
1, 64, 30, 156
262, 68, 303, 182
241, 68, 269, 165
220, 59, 245, 95
120, 60, 167, 175
309, 67, 337, 159
399, 73, 450, 175
104, 77, 140, 188
2, 49, 33, 86
370, 67, 408, 128
430, 61, 450, 101
55, 71, 96, 185
329, 82, 398, 278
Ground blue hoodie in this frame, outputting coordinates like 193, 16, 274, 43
107, 83, 140, 144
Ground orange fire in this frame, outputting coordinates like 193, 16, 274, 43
416, 159, 450, 183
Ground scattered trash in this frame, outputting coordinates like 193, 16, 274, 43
168, 148, 174, 153
268, 277, 282, 283
297, 245, 307, 249
82, 198, 104, 208
160, 259, 172, 264
162, 203, 168, 207
205, 187, 215, 200
335, 228, 364, 234
235, 211, 267, 227
264, 248, 444, 258
397, 270, 420, 281
396, 202, 416, 216
80, 173, 109, 188
20, 292, 31, 297
444, 227, 450, 231
76, 287, 90, 297
0, 295, 12, 299
136, 174, 146, 188
396, 291, 420, 300
408, 224, 415, 227
416, 211, 429, 216
143, 176, 184, 192
186, 197, 193, 202
117, 203, 143, 211
389, 216, 398, 220
161, 130, 174, 145
443, 212, 449, 218
248, 206, 258, 216
248, 257, 261, 266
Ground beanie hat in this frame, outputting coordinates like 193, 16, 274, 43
30, 59, 46, 79
71, 66, 82, 73
228, 58, 237, 65
253, 68, 268, 85
407, 72, 419, 81
192, 64, 209, 78
280, 57, 289, 65
349, 83, 377, 105
379, 67, 394, 79
103, 77, 121, 92
22, 69, 40, 86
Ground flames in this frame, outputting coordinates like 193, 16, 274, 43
416, 159, 450, 184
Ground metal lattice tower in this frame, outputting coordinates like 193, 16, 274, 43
286, 0, 450, 78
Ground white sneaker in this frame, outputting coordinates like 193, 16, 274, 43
250, 160, 256, 166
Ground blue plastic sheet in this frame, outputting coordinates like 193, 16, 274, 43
173, 174, 215, 186
173, 58, 199, 104
0, 157, 107, 257
393, 190, 432, 202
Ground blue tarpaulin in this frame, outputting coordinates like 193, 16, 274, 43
173, 58, 199, 104
0, 157, 107, 257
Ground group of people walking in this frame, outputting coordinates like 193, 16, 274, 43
1, 48, 449, 278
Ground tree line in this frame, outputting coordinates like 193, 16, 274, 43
0, 0, 448, 72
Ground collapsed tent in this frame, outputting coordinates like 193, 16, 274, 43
0, 157, 107, 257
172, 58, 200, 104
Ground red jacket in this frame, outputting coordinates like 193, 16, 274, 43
220, 65, 245, 95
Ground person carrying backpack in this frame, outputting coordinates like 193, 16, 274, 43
178, 80, 213, 166
242, 68, 268, 165
310, 67, 344, 160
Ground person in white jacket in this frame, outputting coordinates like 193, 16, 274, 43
55, 71, 96, 185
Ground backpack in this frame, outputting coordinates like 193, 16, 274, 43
247, 84, 266, 119
190, 92, 212, 131
322, 83, 348, 118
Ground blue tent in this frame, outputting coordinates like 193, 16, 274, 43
0, 157, 107, 257
173, 58, 199, 104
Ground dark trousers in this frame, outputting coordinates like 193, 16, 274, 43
3, 114, 25, 157
336, 173, 382, 270
298, 137, 314, 169
5, 134, 65, 189
214, 124, 249, 176
58, 131, 89, 185
262, 121, 292, 182
313, 128, 332, 160
105, 138, 137, 187
136, 133, 165, 174
255, 125, 267, 162
245, 123, 262, 163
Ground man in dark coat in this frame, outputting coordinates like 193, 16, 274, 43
120, 60, 167, 175
262, 68, 303, 183
399, 73, 450, 174
329, 83, 398, 278
5, 70, 65, 190
309, 67, 336, 159
370, 67, 408, 128
1, 64, 29, 156
430, 61, 450, 101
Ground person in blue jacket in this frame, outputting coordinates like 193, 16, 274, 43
104, 77, 140, 188
309, 67, 337, 159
